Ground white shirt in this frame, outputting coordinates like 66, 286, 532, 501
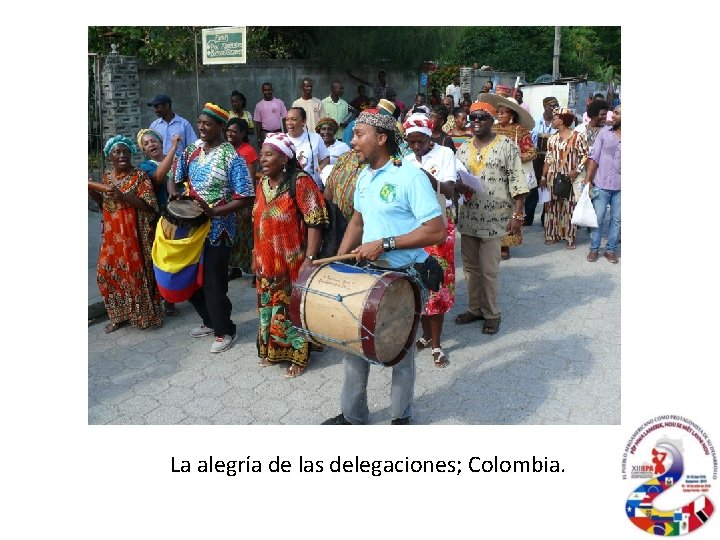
403, 143, 456, 207
445, 84, 461, 108
288, 130, 330, 189
325, 140, 351, 165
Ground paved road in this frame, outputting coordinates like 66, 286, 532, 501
88, 209, 620, 425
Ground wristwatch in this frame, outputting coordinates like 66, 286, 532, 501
382, 237, 396, 251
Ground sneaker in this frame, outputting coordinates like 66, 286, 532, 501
587, 250, 599, 262
210, 334, 237, 354
391, 417, 410, 425
321, 413, 351, 425
190, 325, 214, 338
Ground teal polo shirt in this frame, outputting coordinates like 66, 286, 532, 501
353, 159, 442, 268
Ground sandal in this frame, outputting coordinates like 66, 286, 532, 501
454, 311, 484, 325
258, 358, 273, 367
482, 317, 501, 335
544, 239, 557, 245
416, 336, 432, 351
566, 241, 576, 250
432, 348, 449, 368
285, 364, 306, 378
104, 321, 126, 334
163, 301, 177, 316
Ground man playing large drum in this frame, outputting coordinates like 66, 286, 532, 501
322, 108, 445, 425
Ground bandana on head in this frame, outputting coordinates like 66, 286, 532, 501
136, 128, 163, 150
356, 109, 404, 164
202, 102, 230, 124
543, 97, 558, 107
315, 116, 339, 133
469, 102, 496, 117
403, 113, 433, 137
263, 132, 296, 159
104, 135, 137, 158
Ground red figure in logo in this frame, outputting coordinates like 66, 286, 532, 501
652, 448, 668, 475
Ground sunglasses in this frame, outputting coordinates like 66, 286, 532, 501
468, 113, 493, 121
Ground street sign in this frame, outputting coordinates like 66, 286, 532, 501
202, 27, 246, 65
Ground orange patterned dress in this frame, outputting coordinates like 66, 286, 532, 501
96, 169, 163, 329
253, 172, 328, 366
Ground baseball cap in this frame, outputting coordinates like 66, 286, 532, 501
147, 94, 172, 106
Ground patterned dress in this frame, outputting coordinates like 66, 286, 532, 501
543, 130, 589, 243
253, 172, 328, 367
229, 142, 258, 273
97, 169, 163, 329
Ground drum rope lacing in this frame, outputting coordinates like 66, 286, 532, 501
293, 263, 427, 366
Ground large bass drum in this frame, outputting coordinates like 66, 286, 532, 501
290, 262, 421, 366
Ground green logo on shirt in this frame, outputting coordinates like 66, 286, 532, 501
379, 183, 397, 203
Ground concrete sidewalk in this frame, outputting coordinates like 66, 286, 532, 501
88, 209, 620, 425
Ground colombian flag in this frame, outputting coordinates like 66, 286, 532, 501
152, 219, 210, 302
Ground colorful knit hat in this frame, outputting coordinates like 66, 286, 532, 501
202, 103, 230, 124
315, 116, 339, 133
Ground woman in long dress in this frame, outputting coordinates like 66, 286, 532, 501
540, 107, 589, 249
89, 135, 163, 333
253, 133, 328, 378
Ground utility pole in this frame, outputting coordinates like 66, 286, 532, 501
553, 26, 561, 80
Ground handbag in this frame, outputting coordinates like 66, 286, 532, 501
571, 184, 599, 228
552, 173, 572, 199
514, 128, 537, 190
413, 255, 444, 292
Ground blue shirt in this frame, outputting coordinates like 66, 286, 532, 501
531, 117, 557, 146
150, 113, 198, 155
353, 159, 441, 268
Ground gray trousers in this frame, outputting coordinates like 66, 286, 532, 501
340, 347, 416, 425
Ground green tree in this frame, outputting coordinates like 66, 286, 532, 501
88, 26, 458, 73
442, 26, 620, 82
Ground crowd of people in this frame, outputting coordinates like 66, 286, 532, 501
90, 71, 621, 424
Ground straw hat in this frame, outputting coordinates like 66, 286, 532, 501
479, 94, 534, 129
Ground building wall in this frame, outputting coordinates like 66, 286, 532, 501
138, 59, 423, 128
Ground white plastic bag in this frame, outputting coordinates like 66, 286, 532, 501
571, 184, 598, 228
538, 187, 551, 203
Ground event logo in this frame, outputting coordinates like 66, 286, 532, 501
379, 183, 397, 203
622, 416, 717, 536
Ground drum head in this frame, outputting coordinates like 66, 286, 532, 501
167, 199, 204, 219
